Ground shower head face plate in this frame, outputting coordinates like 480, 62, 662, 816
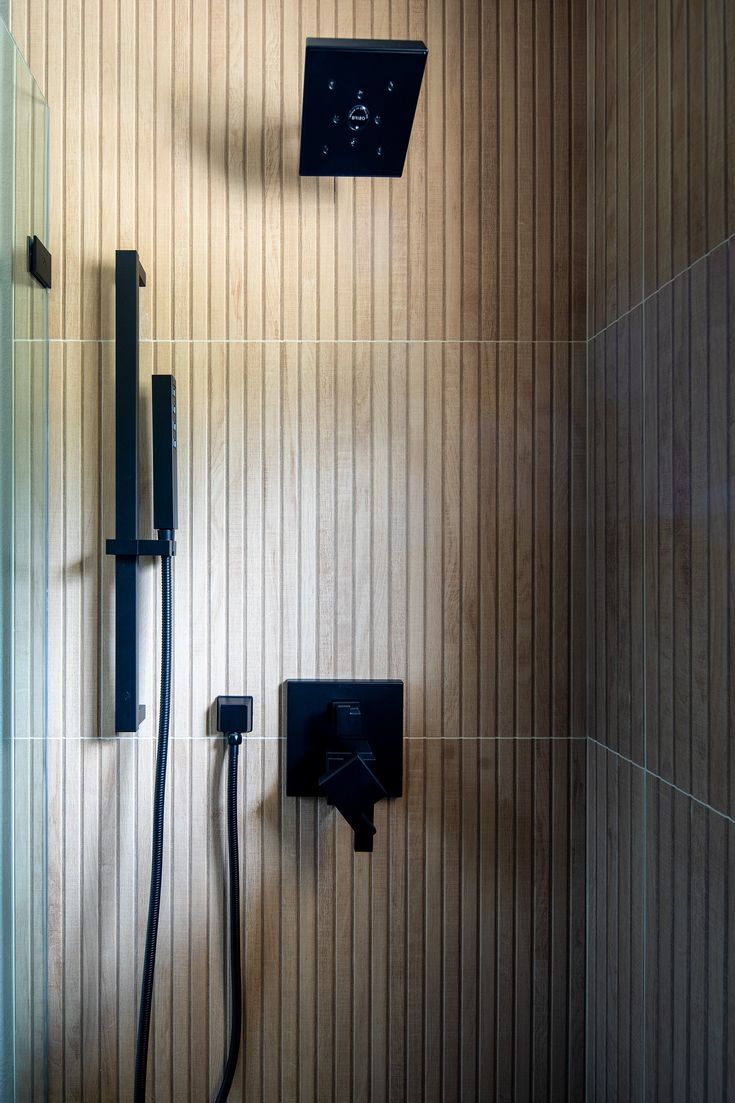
298, 37, 428, 177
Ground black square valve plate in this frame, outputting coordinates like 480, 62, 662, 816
299, 38, 428, 177
284, 679, 404, 797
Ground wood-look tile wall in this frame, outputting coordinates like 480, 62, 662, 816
12, 0, 586, 343
643, 244, 734, 818
50, 736, 586, 1102
645, 776, 735, 1099
587, 743, 645, 1101
587, 0, 735, 1094
10, 0, 589, 1099
588, 743, 735, 1100
587, 0, 735, 334
587, 306, 645, 765
587, 0, 644, 335
641, 0, 735, 298
43, 336, 588, 1102
7, 48, 49, 1103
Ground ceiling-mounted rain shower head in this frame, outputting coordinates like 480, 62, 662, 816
298, 37, 428, 178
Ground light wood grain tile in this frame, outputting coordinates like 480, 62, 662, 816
14, 0, 586, 341
38, 337, 587, 1099
9, 0, 592, 1098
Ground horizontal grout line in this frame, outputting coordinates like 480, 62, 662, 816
27, 734, 589, 743
586, 232, 735, 344
19, 337, 588, 347
589, 738, 735, 827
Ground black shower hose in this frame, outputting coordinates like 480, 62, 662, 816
133, 549, 172, 1103
214, 732, 243, 1103
133, 549, 243, 1103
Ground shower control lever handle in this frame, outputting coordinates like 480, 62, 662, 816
318, 702, 388, 852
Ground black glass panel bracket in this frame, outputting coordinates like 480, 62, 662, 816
28, 235, 52, 289
298, 38, 428, 177
105, 250, 177, 733
284, 679, 403, 852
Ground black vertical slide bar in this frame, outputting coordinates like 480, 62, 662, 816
114, 250, 147, 732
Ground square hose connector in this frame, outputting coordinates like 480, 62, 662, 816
216, 696, 254, 735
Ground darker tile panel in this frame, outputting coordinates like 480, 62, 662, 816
586, 742, 645, 1103
643, 0, 734, 296
587, 308, 645, 763
644, 241, 734, 816
477, 738, 586, 1101
645, 775, 735, 1101
480, 343, 587, 739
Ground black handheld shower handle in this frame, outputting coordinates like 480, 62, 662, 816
152, 374, 178, 533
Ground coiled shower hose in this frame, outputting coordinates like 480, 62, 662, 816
133, 548, 243, 1103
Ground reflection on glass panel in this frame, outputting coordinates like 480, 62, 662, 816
0, 19, 16, 1099
0, 17, 48, 1102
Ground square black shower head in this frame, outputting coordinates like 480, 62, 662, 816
298, 37, 428, 178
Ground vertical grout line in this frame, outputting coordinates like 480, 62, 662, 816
684, 0, 690, 271
725, 237, 733, 821
703, 809, 711, 1100
350, 350, 355, 679
615, 320, 620, 757
419, 341, 426, 1103
258, 0, 265, 346
572, 0, 578, 340
278, 0, 284, 344
369, 349, 374, 678
492, 347, 500, 1103
686, 797, 693, 1095
513, 0, 518, 338
368, 342, 374, 1101
439, 342, 446, 1099
457, 343, 465, 1102
492, 738, 498, 1102
665, 0, 672, 292
687, 267, 693, 790
60, 339, 68, 1095
403, 339, 410, 1103
185, 344, 193, 1102
441, 0, 447, 340
475, 350, 482, 1095
297, 345, 303, 1103
705, 256, 712, 818
260, 717, 265, 1103
529, 348, 537, 1092
332, 345, 337, 681
639, 0, 647, 1088
278, 344, 284, 1102
513, 353, 521, 782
